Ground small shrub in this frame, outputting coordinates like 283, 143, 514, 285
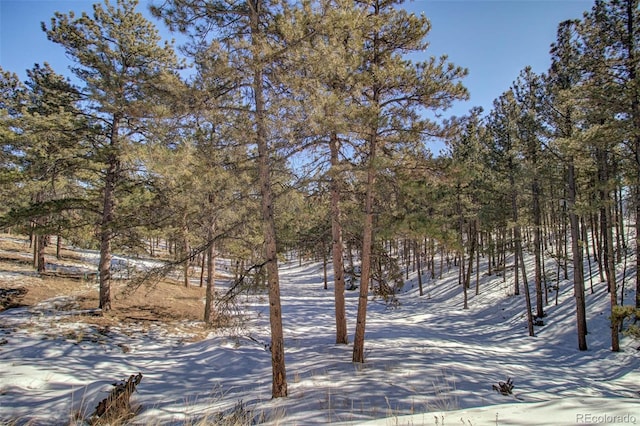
211, 400, 254, 426
427, 370, 459, 412
611, 305, 640, 340
492, 377, 514, 395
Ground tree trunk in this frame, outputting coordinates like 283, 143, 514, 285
199, 252, 205, 287
466, 220, 477, 293
598, 148, 619, 352
204, 222, 216, 326
519, 243, 535, 337
510, 174, 520, 296
251, 0, 287, 397
323, 242, 328, 290
257, 118, 287, 397
32, 192, 47, 273
182, 214, 190, 288
415, 241, 423, 296
330, 132, 348, 344
438, 245, 444, 279
353, 132, 377, 364
582, 216, 594, 294
36, 234, 46, 273
568, 160, 588, 350
605, 202, 620, 352
475, 239, 480, 296
99, 115, 121, 312
532, 172, 544, 319
457, 186, 469, 309
613, 174, 623, 264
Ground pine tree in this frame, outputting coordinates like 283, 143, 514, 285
577, 0, 637, 351
546, 19, 589, 350
0, 69, 29, 224
43, 0, 182, 311
584, 0, 640, 310
486, 92, 524, 294
446, 108, 487, 307
512, 67, 546, 322
152, 0, 297, 398
315, 1, 362, 346
486, 89, 535, 336
23, 64, 87, 271
274, 0, 367, 345
0, 64, 89, 266
350, 0, 467, 363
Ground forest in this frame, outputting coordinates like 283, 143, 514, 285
1, 0, 640, 424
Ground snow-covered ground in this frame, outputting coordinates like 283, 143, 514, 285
0, 249, 639, 425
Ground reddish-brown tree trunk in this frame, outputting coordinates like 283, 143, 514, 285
352, 133, 376, 363
330, 132, 348, 344
99, 115, 121, 312
204, 222, 216, 325
251, 0, 287, 397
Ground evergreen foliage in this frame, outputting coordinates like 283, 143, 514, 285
42, 0, 182, 310
1, 0, 638, 390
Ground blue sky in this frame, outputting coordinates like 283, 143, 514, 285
1, 0, 592, 120
406, 0, 593, 117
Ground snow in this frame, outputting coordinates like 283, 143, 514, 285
1, 248, 639, 425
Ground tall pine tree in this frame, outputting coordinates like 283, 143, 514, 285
44, 0, 182, 311
350, 0, 467, 363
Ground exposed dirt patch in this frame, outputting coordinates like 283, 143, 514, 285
0, 234, 210, 338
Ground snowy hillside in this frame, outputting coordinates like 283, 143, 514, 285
0, 242, 639, 425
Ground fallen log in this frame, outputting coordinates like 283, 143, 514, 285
0, 287, 27, 310
88, 373, 143, 425
40, 270, 98, 281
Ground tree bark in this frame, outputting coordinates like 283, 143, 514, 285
352, 132, 377, 364
568, 160, 588, 350
56, 235, 62, 260
99, 115, 121, 312
415, 241, 423, 297
251, 0, 287, 397
598, 148, 620, 352
466, 219, 477, 297
330, 132, 348, 344
182, 212, 190, 288
519, 242, 535, 337
475, 237, 480, 296
605, 202, 620, 352
532, 171, 544, 319
36, 234, 46, 273
204, 221, 216, 325
323, 242, 328, 290
510, 172, 520, 296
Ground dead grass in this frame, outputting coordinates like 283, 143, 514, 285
0, 233, 210, 339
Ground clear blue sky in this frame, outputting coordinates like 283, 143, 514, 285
1, 0, 593, 119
